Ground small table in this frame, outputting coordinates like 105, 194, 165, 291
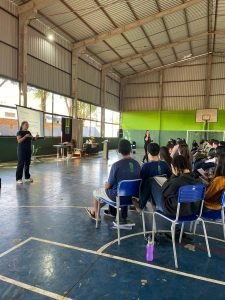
53, 144, 68, 160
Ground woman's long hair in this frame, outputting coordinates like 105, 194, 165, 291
179, 143, 192, 171
215, 154, 225, 177
172, 155, 190, 175
20, 121, 28, 131
160, 146, 172, 165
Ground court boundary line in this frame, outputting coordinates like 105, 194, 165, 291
0, 206, 87, 209
0, 275, 72, 300
0, 234, 225, 300
31, 238, 225, 286
29, 237, 225, 287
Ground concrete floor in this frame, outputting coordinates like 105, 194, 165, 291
0, 150, 225, 299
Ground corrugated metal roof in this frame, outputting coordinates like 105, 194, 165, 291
8, 0, 219, 78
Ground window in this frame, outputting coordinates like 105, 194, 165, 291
0, 107, 18, 136
27, 86, 73, 137
0, 77, 19, 136
53, 94, 72, 117
27, 87, 53, 113
53, 115, 62, 137
44, 114, 53, 137
77, 101, 101, 137
0, 78, 19, 107
104, 109, 120, 137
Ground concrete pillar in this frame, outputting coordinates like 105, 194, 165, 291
18, 12, 33, 106
71, 47, 86, 119
100, 67, 111, 137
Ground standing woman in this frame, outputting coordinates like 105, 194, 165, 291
16, 121, 38, 184
142, 130, 151, 163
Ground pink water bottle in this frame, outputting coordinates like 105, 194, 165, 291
146, 238, 154, 262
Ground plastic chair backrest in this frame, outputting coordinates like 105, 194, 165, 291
178, 184, 206, 204
117, 179, 142, 198
221, 190, 225, 207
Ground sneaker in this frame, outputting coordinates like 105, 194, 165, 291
113, 219, 135, 226
24, 178, 33, 183
104, 210, 116, 218
16, 180, 23, 184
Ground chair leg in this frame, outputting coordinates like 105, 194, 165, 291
200, 218, 211, 258
152, 213, 156, 245
193, 220, 198, 235
142, 211, 146, 238
96, 200, 100, 229
189, 222, 193, 233
179, 223, 184, 244
117, 205, 120, 245
171, 223, 178, 268
221, 209, 225, 240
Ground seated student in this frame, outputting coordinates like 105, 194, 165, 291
171, 141, 193, 171
191, 140, 199, 154
204, 154, 225, 211
85, 139, 141, 222
150, 155, 202, 217
219, 141, 225, 148
207, 139, 219, 159
132, 143, 172, 213
141, 143, 172, 180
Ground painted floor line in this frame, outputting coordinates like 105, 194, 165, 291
97, 230, 225, 254
99, 252, 225, 287
0, 238, 33, 258
30, 237, 225, 287
30, 237, 98, 255
0, 275, 72, 300
0, 205, 87, 209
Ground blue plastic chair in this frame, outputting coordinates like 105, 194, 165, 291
194, 190, 225, 240
152, 184, 211, 268
96, 179, 142, 245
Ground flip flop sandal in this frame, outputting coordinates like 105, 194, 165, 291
85, 208, 101, 222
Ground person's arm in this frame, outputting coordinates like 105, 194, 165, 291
105, 164, 116, 190
170, 144, 179, 158
205, 178, 223, 200
17, 133, 31, 144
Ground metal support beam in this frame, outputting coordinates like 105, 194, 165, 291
205, 53, 213, 109
71, 47, 86, 119
100, 67, 111, 137
18, 0, 55, 15
73, 0, 203, 49
103, 32, 210, 69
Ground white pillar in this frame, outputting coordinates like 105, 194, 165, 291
71, 47, 86, 119
18, 14, 30, 106
100, 67, 111, 137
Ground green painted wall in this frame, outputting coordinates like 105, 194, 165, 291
0, 137, 61, 163
122, 111, 225, 147
0, 137, 119, 163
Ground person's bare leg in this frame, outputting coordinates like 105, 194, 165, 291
87, 196, 97, 217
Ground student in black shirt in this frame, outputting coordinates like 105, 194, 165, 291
152, 155, 202, 217
16, 121, 38, 184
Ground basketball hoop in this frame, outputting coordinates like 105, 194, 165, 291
202, 114, 211, 122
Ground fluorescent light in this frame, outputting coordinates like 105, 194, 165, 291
47, 33, 54, 41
